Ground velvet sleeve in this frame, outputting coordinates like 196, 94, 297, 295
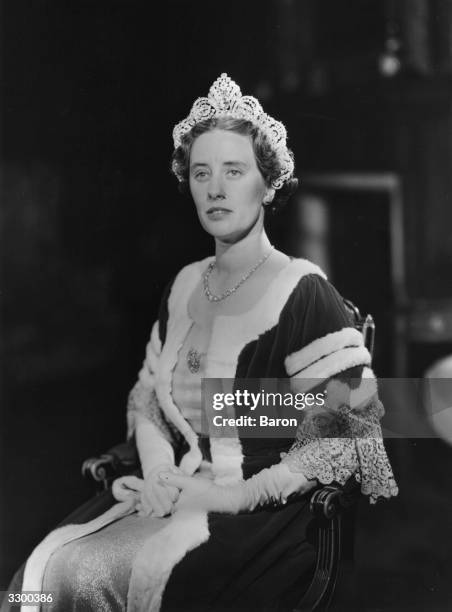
280, 274, 398, 504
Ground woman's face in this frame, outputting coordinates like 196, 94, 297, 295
189, 129, 268, 242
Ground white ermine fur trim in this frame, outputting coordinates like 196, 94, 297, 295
145, 322, 161, 372
127, 510, 210, 612
289, 345, 371, 393
209, 438, 244, 485
154, 262, 207, 474
285, 327, 363, 376
137, 322, 161, 389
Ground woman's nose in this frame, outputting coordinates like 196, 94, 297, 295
207, 174, 226, 201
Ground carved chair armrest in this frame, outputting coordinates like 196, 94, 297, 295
294, 476, 362, 612
82, 441, 139, 489
309, 476, 361, 519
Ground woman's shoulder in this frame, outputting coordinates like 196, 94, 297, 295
157, 256, 214, 342
283, 259, 335, 304
279, 259, 354, 343
277, 257, 329, 299
267, 256, 330, 310
177, 256, 213, 282
286, 259, 345, 311
164, 256, 213, 303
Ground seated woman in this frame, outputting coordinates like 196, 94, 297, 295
5, 73, 398, 612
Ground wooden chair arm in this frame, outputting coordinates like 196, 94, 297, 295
82, 441, 139, 488
293, 478, 361, 611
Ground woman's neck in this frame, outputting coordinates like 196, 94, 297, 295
214, 230, 272, 275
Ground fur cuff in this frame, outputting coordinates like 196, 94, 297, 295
285, 327, 364, 377
289, 345, 371, 393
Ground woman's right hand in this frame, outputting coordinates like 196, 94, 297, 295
137, 463, 181, 518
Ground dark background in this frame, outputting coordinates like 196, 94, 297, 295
2, 1, 452, 609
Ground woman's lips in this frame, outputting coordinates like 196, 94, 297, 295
206, 207, 231, 220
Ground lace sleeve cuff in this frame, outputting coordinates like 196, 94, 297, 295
281, 437, 359, 488
354, 436, 399, 502
281, 435, 398, 504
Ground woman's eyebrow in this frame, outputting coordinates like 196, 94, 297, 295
223, 161, 248, 168
190, 162, 209, 170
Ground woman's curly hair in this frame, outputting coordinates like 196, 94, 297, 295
171, 117, 298, 213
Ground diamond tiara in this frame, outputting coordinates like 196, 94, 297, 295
172, 73, 294, 190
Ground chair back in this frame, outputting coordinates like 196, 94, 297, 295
343, 298, 375, 361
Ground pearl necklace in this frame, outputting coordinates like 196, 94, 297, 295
203, 247, 274, 303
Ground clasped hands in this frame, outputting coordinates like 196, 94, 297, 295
112, 462, 316, 517
142, 465, 220, 517
112, 464, 216, 518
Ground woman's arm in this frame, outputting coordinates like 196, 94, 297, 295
278, 274, 398, 503
135, 412, 180, 516
164, 370, 396, 513
125, 313, 182, 515
280, 369, 398, 503
134, 412, 175, 478
162, 462, 316, 514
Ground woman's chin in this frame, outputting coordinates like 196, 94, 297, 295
200, 218, 259, 244
202, 226, 245, 244
201, 219, 234, 238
